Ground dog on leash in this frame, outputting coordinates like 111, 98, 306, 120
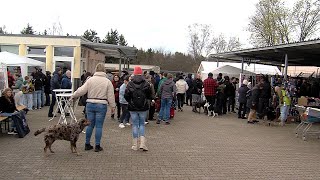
34, 119, 90, 156
204, 102, 218, 117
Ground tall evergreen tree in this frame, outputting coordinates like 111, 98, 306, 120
82, 29, 100, 42
21, 23, 35, 34
102, 29, 119, 44
119, 34, 128, 46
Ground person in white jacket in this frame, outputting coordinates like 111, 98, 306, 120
71, 63, 116, 152
175, 76, 189, 111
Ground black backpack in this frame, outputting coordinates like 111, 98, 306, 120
131, 83, 147, 109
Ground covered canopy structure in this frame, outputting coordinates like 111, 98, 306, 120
81, 39, 138, 73
208, 39, 320, 79
0, 51, 45, 78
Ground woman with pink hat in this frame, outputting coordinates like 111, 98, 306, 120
124, 66, 152, 151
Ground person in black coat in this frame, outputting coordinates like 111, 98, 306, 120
247, 83, 261, 123
238, 80, 250, 119
185, 74, 193, 106
0, 88, 19, 134
258, 76, 271, 118
191, 74, 203, 113
48, 67, 62, 117
44, 71, 51, 106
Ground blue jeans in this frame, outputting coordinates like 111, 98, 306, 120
280, 105, 289, 123
86, 103, 107, 145
130, 111, 147, 138
33, 90, 42, 109
0, 112, 18, 129
23, 94, 33, 110
158, 98, 172, 121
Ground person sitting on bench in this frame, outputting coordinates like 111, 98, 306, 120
0, 88, 19, 135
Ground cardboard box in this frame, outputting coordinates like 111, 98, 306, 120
298, 96, 308, 106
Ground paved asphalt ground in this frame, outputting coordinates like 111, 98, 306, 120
1, 105, 320, 180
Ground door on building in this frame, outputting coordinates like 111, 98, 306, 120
53, 57, 74, 90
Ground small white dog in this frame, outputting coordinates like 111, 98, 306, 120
204, 102, 218, 117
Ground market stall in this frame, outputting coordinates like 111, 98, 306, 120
0, 51, 45, 78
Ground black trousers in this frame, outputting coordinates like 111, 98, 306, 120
205, 95, 216, 111
48, 91, 56, 115
45, 93, 50, 105
120, 104, 130, 123
228, 96, 235, 112
186, 91, 192, 105
148, 103, 155, 120
112, 101, 121, 118
238, 102, 247, 118
177, 93, 185, 109
258, 98, 269, 118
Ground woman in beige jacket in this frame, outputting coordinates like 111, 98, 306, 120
71, 63, 116, 152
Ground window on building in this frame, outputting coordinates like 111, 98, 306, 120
0, 45, 19, 54
28, 47, 46, 55
54, 47, 74, 57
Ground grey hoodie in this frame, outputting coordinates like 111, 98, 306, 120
159, 79, 176, 99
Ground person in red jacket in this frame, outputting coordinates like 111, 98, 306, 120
7, 69, 15, 89
203, 73, 218, 116
111, 74, 122, 120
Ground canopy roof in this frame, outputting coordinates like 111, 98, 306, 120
208, 39, 320, 67
81, 39, 137, 59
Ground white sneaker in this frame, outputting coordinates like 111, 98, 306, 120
119, 123, 125, 128
125, 123, 131, 126
145, 121, 149, 125
8, 131, 18, 135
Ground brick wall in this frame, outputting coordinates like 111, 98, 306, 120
81, 46, 105, 73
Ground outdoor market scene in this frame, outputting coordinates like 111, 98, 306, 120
1, 0, 320, 179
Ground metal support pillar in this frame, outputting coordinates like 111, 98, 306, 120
241, 58, 244, 73
119, 56, 122, 74
284, 54, 288, 80
127, 58, 130, 71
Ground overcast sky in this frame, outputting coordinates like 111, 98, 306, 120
0, 0, 260, 53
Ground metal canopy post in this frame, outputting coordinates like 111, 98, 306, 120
241, 57, 244, 73
127, 58, 130, 71
119, 55, 122, 74
284, 54, 288, 80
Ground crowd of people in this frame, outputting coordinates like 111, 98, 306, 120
3, 63, 319, 150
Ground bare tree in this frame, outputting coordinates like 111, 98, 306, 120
211, 34, 227, 53
293, 0, 320, 41
188, 23, 214, 61
227, 37, 242, 51
248, 0, 293, 46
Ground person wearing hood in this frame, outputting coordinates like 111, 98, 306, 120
238, 80, 250, 119
71, 63, 116, 152
48, 67, 62, 117
175, 75, 188, 111
124, 66, 151, 151
106, 71, 114, 81
191, 74, 203, 113
185, 74, 193, 106
157, 73, 176, 124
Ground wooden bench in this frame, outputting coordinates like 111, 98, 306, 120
0, 105, 26, 133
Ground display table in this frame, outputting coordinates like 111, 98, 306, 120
49, 89, 76, 124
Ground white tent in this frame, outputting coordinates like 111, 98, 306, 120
200, 65, 255, 80
211, 65, 254, 77
0, 52, 45, 78
198, 61, 281, 76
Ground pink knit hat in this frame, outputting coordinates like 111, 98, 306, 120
133, 66, 143, 75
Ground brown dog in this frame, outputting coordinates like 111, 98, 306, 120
34, 119, 90, 156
